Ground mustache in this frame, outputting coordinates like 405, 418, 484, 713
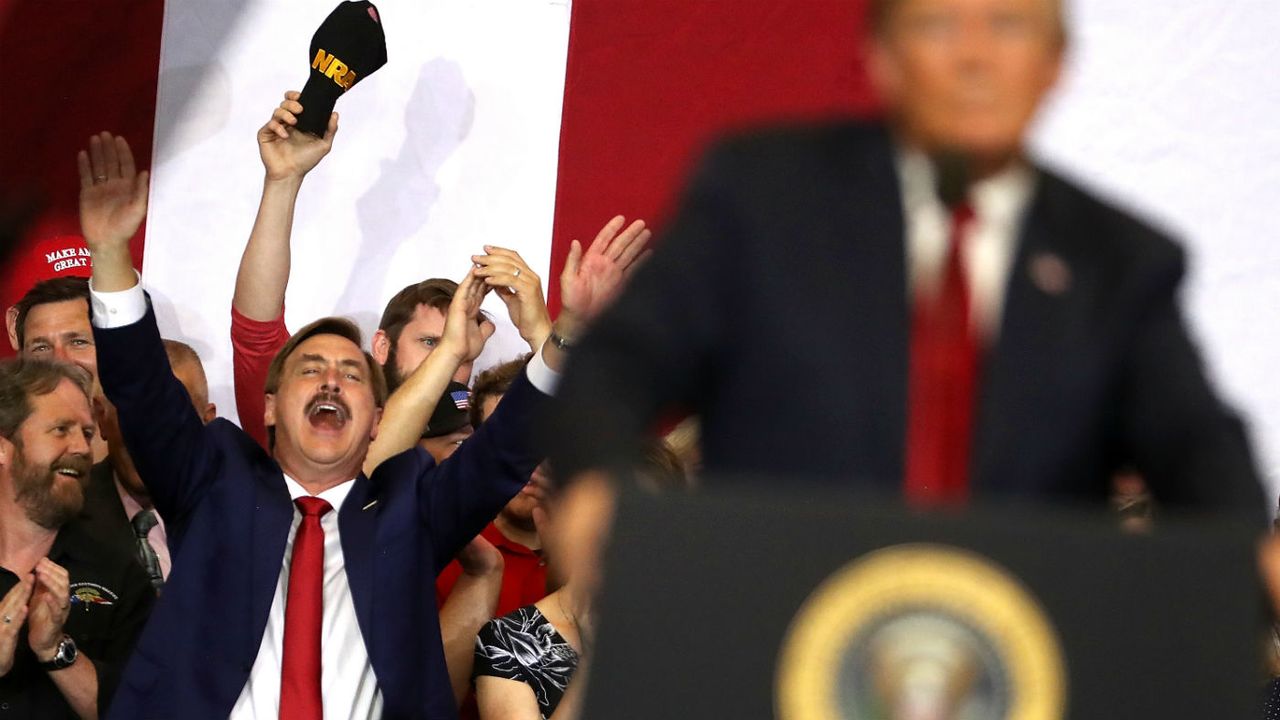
51, 453, 93, 480
305, 391, 351, 418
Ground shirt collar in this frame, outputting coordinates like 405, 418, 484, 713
281, 473, 357, 512
47, 518, 94, 565
895, 146, 1036, 224
114, 476, 145, 519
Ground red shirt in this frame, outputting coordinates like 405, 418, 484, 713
230, 307, 290, 450
435, 522, 547, 617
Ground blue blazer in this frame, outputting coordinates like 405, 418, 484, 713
96, 305, 545, 718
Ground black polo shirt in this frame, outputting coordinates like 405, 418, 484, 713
0, 518, 153, 718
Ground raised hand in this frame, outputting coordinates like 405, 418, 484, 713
0, 578, 33, 677
471, 246, 553, 350
560, 216, 651, 323
27, 558, 71, 662
440, 271, 492, 362
259, 90, 339, 182
78, 132, 149, 255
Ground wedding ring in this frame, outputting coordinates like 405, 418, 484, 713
2, 615, 11, 624
512, 268, 521, 279
95, 175, 107, 182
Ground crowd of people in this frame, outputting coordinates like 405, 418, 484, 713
0, 0, 1272, 717
0, 77, 676, 715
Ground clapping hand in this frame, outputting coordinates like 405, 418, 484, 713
0, 578, 33, 677
26, 559, 71, 663
440, 272, 494, 364
470, 247, 553, 350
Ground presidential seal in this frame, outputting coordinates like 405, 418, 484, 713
776, 544, 1066, 720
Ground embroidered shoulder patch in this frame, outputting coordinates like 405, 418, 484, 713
70, 582, 118, 608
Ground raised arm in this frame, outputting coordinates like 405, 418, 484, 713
232, 92, 337, 447
438, 537, 505, 704
79, 132, 216, 523
416, 219, 649, 570
77, 132, 147, 295
233, 91, 338, 321
361, 273, 485, 475
471, 216, 650, 356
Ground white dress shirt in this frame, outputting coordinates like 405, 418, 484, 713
229, 476, 382, 720
88, 277, 564, 717
896, 149, 1037, 339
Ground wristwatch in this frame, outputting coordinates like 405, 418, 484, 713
38, 635, 78, 671
548, 331, 574, 351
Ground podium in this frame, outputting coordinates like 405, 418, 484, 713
582, 487, 1264, 719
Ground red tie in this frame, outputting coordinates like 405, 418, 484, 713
280, 496, 332, 719
905, 203, 980, 507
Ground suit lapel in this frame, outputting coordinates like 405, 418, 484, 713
973, 172, 1085, 494
250, 468, 293, 639
338, 474, 377, 646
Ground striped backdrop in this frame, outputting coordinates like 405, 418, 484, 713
3, 0, 1279, 499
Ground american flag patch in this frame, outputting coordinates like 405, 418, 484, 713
451, 390, 470, 410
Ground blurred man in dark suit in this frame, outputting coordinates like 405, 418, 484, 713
552, 0, 1264, 571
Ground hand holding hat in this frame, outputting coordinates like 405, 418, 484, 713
258, 90, 339, 182
296, 0, 388, 136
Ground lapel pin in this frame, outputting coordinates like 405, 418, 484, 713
362, 500, 378, 511
1029, 252, 1071, 296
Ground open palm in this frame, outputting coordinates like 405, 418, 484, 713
78, 132, 149, 252
560, 216, 651, 321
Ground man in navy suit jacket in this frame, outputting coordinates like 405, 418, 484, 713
552, 0, 1264, 529
73, 128, 596, 718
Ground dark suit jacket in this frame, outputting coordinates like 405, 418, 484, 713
554, 121, 1263, 514
79, 461, 142, 568
94, 304, 546, 719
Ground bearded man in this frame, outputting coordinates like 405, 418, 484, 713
0, 358, 154, 718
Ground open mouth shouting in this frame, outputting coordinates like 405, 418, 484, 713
305, 392, 351, 433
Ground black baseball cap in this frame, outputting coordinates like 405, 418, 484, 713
422, 382, 472, 439
296, 0, 388, 136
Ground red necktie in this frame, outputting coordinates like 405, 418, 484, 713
905, 204, 980, 507
280, 496, 332, 719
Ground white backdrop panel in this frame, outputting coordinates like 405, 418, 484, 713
1032, 0, 1280, 497
147, 0, 1280, 500
145, 0, 571, 426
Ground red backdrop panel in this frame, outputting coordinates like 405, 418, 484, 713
548, 0, 882, 313
0, 0, 163, 356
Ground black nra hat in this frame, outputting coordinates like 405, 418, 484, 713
422, 382, 472, 439
295, 0, 388, 136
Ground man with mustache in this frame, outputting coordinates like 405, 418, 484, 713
231, 92, 648, 454
0, 358, 154, 718
76, 131, 623, 718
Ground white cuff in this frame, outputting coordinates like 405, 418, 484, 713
525, 341, 562, 396
88, 274, 147, 328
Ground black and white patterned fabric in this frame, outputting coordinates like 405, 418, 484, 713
474, 605, 580, 719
